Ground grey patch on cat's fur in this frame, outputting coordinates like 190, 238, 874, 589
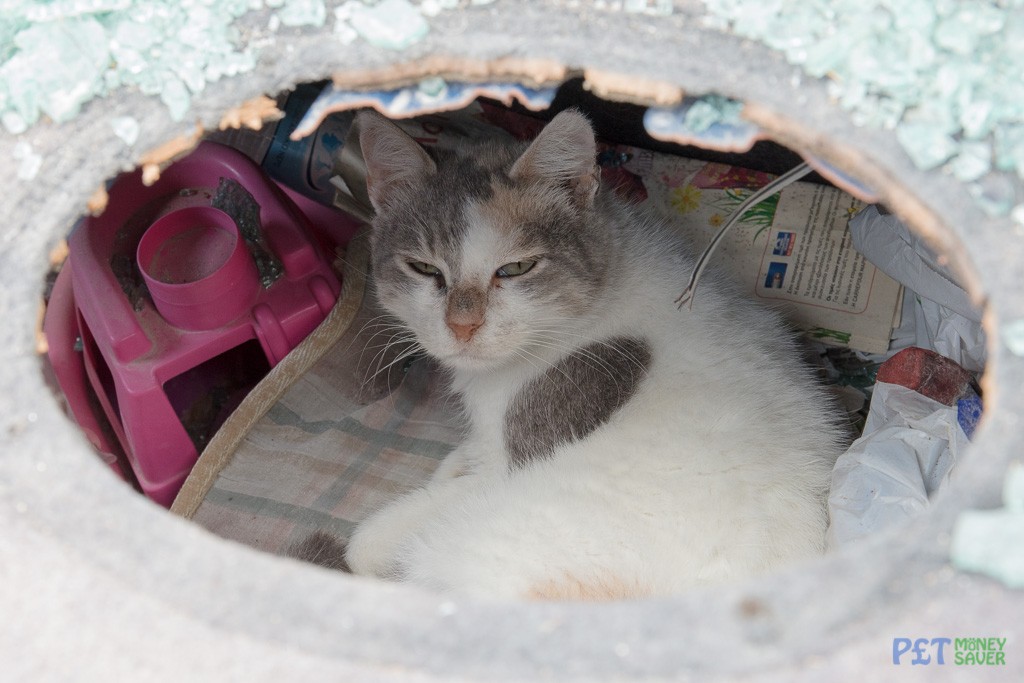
504, 336, 652, 469
289, 531, 351, 573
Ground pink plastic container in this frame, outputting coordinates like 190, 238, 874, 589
52, 141, 361, 507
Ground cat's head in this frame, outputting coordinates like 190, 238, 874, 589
358, 109, 610, 372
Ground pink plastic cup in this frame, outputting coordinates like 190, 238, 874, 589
137, 206, 260, 330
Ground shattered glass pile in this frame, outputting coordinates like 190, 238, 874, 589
702, 0, 1024, 217
0, 0, 334, 133
0, 0, 487, 134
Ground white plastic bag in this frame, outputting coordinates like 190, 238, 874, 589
827, 381, 968, 547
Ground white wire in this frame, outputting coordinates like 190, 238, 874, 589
675, 161, 813, 310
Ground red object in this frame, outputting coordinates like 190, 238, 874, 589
875, 347, 975, 406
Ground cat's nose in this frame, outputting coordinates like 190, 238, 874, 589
446, 286, 487, 342
447, 320, 482, 342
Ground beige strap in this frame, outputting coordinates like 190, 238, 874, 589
171, 230, 371, 519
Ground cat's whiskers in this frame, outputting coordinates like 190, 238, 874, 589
361, 336, 419, 386
331, 247, 371, 281
359, 326, 416, 348
525, 323, 649, 388
514, 346, 589, 398
518, 324, 625, 378
359, 323, 416, 363
511, 348, 547, 378
354, 314, 413, 369
520, 335, 627, 394
357, 317, 418, 366
538, 330, 651, 378
358, 314, 410, 331
360, 331, 423, 395
437, 382, 466, 426
306, 314, 407, 382
356, 313, 415, 332
364, 346, 423, 410
526, 317, 653, 373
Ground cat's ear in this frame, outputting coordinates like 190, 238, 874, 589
357, 110, 437, 212
510, 109, 600, 209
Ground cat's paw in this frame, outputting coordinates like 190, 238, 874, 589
345, 521, 402, 578
347, 471, 486, 579
345, 487, 441, 578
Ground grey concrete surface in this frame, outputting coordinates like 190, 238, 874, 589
1, 2, 1021, 680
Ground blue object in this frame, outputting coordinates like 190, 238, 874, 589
957, 394, 984, 440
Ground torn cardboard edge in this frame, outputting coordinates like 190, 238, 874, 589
329, 58, 688, 108
331, 55, 571, 92
138, 124, 205, 186
581, 68, 684, 107
218, 95, 284, 132
87, 186, 109, 216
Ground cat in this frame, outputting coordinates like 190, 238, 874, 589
341, 108, 844, 600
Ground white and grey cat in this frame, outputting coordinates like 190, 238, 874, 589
342, 109, 843, 600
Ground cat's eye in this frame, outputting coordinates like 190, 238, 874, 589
408, 261, 443, 277
495, 260, 537, 278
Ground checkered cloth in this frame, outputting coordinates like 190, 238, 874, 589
190, 357, 457, 555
